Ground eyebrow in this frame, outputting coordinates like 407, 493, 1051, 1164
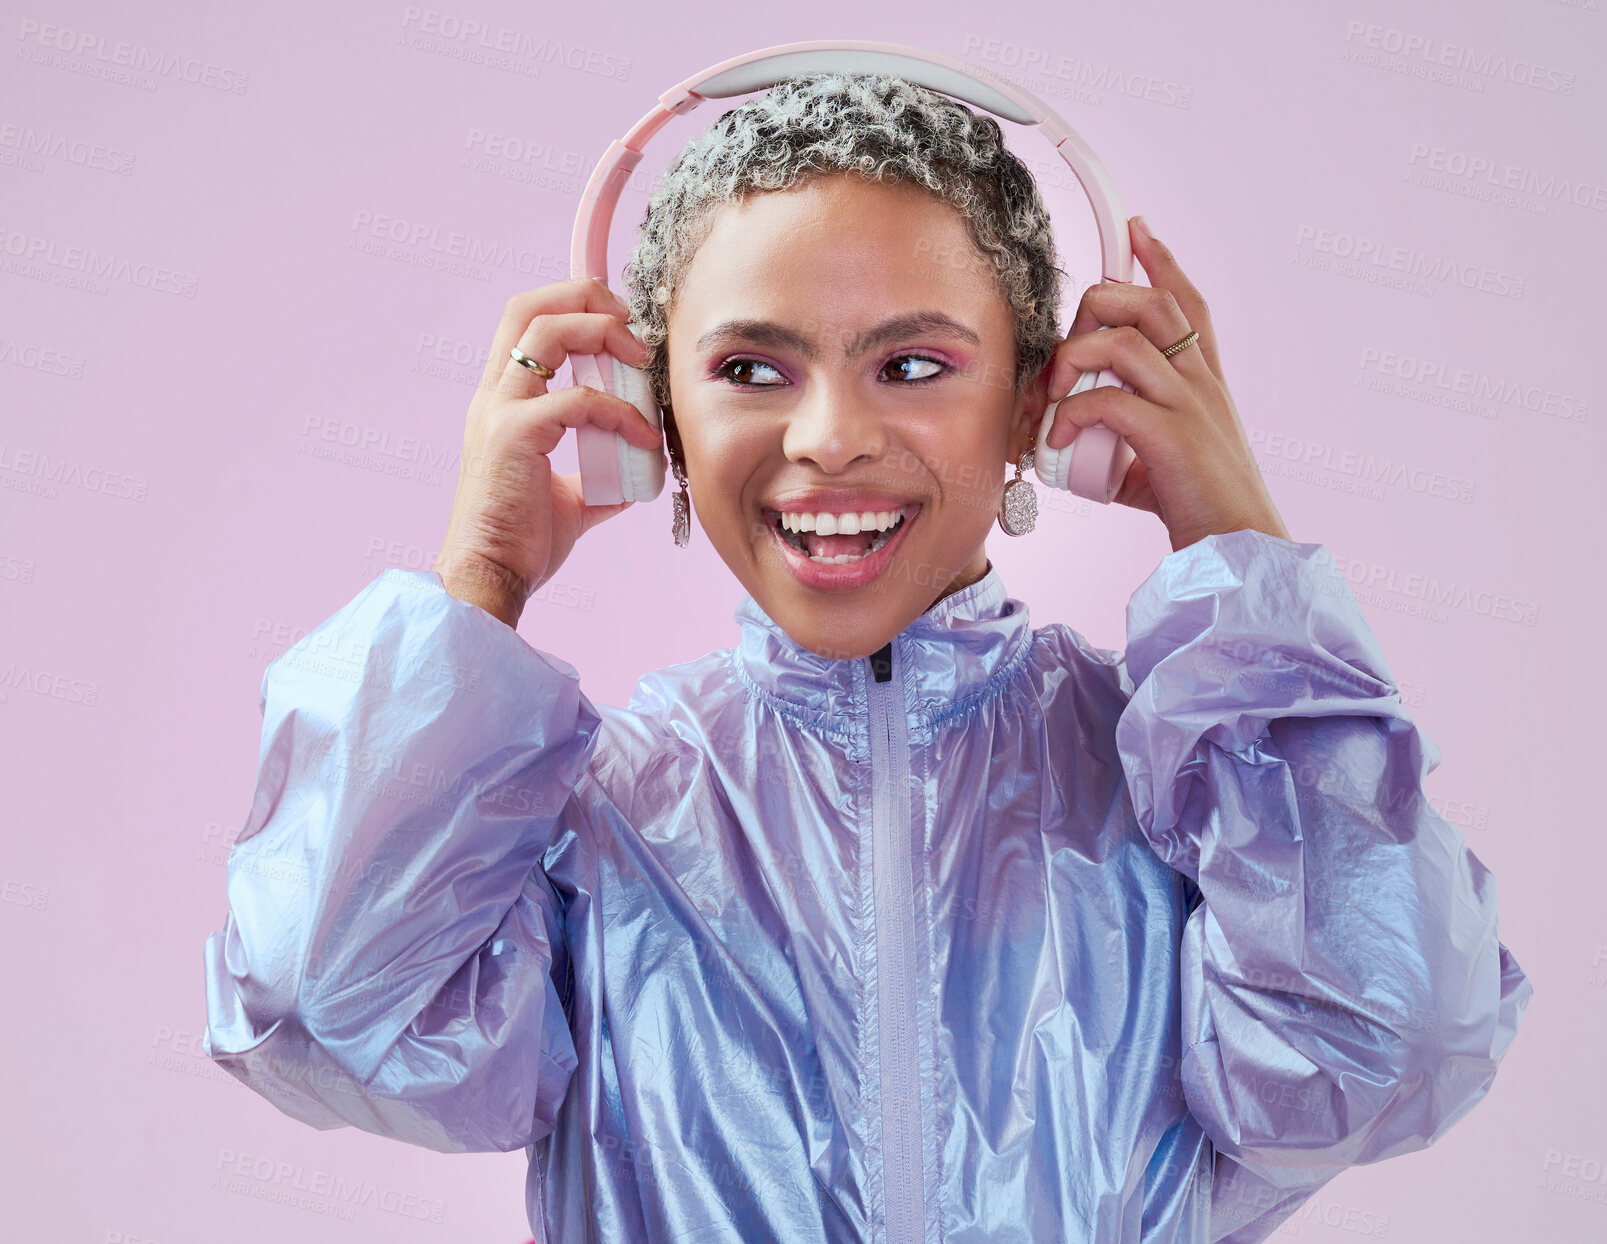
695, 311, 981, 361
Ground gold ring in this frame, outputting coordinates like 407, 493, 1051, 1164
1161, 330, 1199, 359
509, 346, 556, 379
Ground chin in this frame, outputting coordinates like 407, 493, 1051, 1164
738, 530, 936, 661
775, 611, 893, 663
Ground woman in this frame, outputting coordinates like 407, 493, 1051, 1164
202, 74, 1530, 1243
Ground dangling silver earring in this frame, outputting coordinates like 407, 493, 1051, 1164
670, 449, 691, 549
997, 436, 1038, 537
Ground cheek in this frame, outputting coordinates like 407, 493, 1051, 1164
687, 429, 760, 479
682, 433, 767, 520
916, 430, 1006, 516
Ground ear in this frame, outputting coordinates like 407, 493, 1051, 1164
1008, 360, 1051, 465
662, 404, 685, 466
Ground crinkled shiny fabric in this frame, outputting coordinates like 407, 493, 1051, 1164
202, 528, 1531, 1243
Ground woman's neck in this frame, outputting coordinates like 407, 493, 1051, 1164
926, 552, 992, 615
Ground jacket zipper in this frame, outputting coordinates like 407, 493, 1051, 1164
866, 639, 925, 1244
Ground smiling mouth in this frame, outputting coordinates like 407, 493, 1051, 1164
765, 507, 915, 563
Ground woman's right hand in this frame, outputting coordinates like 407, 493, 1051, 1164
433, 278, 663, 628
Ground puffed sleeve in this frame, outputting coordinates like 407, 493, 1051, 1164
202, 568, 600, 1154
1114, 528, 1532, 1243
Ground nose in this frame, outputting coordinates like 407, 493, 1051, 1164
782, 381, 887, 475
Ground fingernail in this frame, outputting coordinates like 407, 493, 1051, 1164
1133, 215, 1154, 238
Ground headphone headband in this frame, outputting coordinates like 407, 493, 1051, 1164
569, 38, 1132, 294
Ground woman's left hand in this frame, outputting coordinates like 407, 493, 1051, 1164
1041, 215, 1292, 553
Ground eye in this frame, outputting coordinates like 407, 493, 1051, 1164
711, 352, 951, 388
713, 357, 787, 387
882, 353, 947, 384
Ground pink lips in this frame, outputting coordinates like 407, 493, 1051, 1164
762, 489, 921, 517
767, 503, 919, 592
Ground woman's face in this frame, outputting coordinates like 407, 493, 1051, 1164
664, 172, 1047, 661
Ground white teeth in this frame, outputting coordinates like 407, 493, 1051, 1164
780, 506, 906, 535
774, 505, 910, 564
809, 552, 872, 564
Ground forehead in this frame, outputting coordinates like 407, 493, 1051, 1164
671, 175, 1007, 342
692, 173, 975, 267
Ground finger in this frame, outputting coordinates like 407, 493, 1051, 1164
1056, 279, 1214, 399
483, 278, 637, 402
1126, 217, 1225, 380
1064, 279, 1164, 341
1109, 455, 1161, 517
1040, 381, 1159, 455
555, 471, 636, 532
495, 307, 651, 406
1044, 323, 1195, 435
482, 277, 621, 388
505, 381, 665, 460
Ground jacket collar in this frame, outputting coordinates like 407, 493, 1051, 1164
731, 560, 1034, 740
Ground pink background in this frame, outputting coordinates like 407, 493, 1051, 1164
3, 1, 1599, 1240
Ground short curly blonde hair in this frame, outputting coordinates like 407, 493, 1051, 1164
619, 71, 1067, 420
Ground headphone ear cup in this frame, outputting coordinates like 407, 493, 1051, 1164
1034, 400, 1067, 490
1032, 368, 1135, 503
608, 343, 666, 503
1033, 369, 1102, 491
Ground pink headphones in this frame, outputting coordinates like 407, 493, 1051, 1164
567, 38, 1139, 508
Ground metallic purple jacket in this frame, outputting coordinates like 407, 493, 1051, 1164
202, 528, 1531, 1242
